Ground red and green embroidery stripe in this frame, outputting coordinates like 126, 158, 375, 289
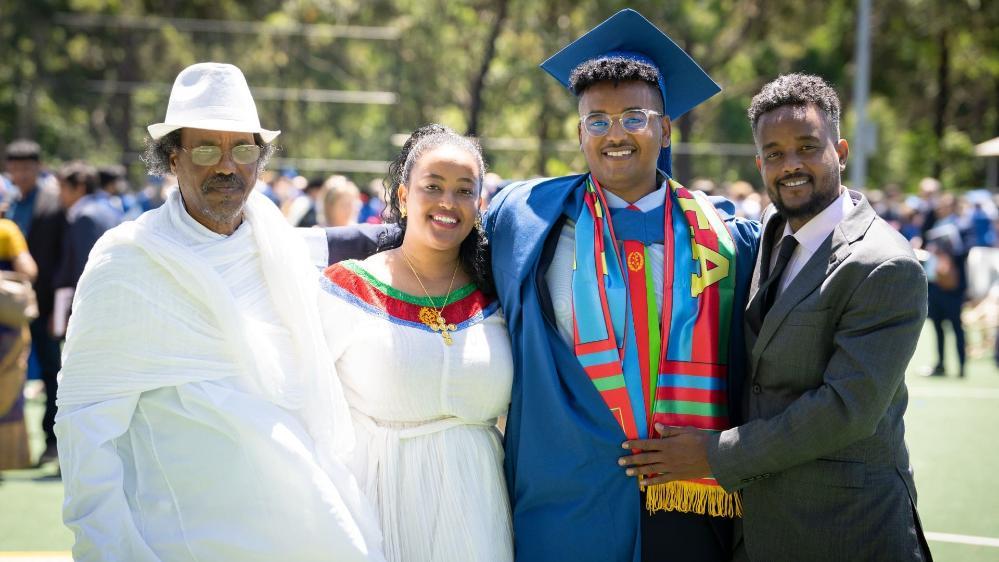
321, 260, 498, 331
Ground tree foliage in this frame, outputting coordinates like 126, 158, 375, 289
1, 0, 996, 190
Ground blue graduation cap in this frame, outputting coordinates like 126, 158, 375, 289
540, 9, 721, 176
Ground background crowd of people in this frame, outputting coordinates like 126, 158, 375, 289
0, 136, 997, 474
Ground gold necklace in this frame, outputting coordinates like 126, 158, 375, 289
401, 250, 460, 345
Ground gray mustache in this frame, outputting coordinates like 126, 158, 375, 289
202, 174, 245, 191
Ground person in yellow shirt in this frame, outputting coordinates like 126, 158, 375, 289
0, 217, 38, 472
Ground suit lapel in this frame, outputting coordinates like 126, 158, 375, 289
745, 205, 781, 335
749, 190, 874, 376
750, 232, 847, 362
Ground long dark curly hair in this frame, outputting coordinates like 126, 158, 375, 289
379, 124, 494, 296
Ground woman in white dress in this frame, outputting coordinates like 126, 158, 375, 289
318, 124, 513, 562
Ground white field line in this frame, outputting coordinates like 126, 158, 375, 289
908, 386, 999, 399
1, 532, 998, 557
1, 531, 998, 558
925, 532, 999, 547
0, 554, 72, 562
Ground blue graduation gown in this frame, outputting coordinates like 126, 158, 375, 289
484, 174, 760, 562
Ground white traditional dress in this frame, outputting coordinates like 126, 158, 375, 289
319, 260, 514, 562
56, 191, 383, 562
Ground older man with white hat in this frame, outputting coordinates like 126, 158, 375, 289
55, 62, 384, 562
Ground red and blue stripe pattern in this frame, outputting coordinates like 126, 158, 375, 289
571, 176, 741, 517
652, 186, 736, 431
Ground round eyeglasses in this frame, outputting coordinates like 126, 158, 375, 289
180, 144, 262, 167
582, 109, 663, 137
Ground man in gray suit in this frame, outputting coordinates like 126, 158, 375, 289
619, 74, 932, 561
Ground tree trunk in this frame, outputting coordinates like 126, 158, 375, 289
674, 115, 694, 182
16, 16, 45, 140
535, 1, 563, 177
113, 33, 139, 166
466, 0, 509, 137
932, 29, 949, 178
537, 91, 553, 177
672, 36, 696, 182
994, 75, 999, 139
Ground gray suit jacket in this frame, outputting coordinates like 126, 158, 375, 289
706, 190, 931, 561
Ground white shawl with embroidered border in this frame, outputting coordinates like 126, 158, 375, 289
58, 189, 380, 553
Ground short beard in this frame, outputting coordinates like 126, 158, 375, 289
772, 162, 841, 222
773, 189, 838, 221
197, 173, 249, 225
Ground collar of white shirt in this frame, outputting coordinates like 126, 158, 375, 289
782, 188, 855, 253
773, 188, 854, 291
602, 183, 666, 211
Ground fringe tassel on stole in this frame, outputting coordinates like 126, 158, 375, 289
645, 481, 743, 518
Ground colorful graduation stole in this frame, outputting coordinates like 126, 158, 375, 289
572, 175, 742, 517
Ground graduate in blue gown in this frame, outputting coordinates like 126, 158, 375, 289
483, 10, 760, 562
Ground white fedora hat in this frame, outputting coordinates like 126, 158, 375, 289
147, 62, 280, 143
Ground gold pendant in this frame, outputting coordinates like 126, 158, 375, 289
418, 307, 457, 346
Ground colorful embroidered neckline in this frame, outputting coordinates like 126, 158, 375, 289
321, 260, 499, 335
340, 259, 476, 306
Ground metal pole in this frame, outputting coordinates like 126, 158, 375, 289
850, 0, 872, 190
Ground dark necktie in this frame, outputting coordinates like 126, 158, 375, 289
760, 235, 799, 319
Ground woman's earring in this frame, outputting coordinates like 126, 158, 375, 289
401, 206, 407, 219
474, 213, 483, 230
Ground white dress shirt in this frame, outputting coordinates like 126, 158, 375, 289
771, 189, 855, 294
545, 184, 667, 346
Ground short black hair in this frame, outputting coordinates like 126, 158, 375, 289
98, 164, 126, 188
380, 123, 493, 296
5, 139, 41, 162
58, 161, 99, 195
748, 73, 841, 137
569, 57, 663, 111
304, 176, 325, 193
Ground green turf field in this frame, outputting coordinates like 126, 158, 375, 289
1, 323, 997, 561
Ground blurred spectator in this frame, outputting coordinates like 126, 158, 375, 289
923, 193, 968, 378
917, 177, 942, 239
963, 190, 997, 248
0, 216, 38, 473
133, 174, 169, 216
255, 171, 281, 207
271, 174, 298, 212
358, 178, 386, 224
880, 183, 904, 224
866, 188, 886, 218
97, 164, 137, 220
53, 161, 121, 335
895, 204, 922, 242
725, 180, 763, 220
480, 172, 506, 211
689, 177, 718, 196
3, 139, 64, 464
0, 173, 17, 216
287, 177, 324, 227
321, 175, 361, 227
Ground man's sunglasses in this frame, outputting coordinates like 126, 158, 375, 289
180, 144, 261, 167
